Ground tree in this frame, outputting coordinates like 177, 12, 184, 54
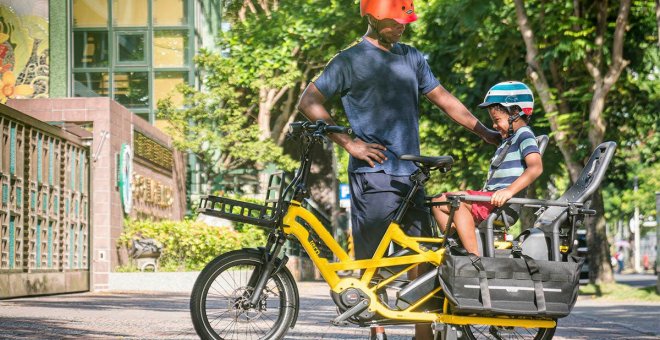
414, 0, 658, 283
160, 0, 362, 212
157, 51, 296, 192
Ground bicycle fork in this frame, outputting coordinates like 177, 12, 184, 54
247, 232, 289, 307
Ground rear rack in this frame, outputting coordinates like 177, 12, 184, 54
198, 171, 290, 229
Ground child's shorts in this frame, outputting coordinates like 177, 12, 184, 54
466, 190, 495, 223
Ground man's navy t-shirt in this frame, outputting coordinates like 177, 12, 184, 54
313, 38, 440, 176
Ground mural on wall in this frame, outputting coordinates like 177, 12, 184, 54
0, 1, 49, 103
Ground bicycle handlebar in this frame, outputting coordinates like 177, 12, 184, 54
288, 120, 352, 137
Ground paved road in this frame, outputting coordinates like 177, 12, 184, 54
614, 273, 657, 288
1, 280, 659, 339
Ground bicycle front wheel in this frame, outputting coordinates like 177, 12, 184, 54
190, 249, 298, 340
459, 321, 556, 340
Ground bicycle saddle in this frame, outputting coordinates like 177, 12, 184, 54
400, 155, 453, 170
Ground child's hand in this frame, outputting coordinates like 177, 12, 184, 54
491, 189, 514, 207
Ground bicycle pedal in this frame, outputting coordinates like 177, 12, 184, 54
332, 320, 349, 327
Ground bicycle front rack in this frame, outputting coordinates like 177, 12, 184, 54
198, 171, 290, 229
198, 196, 277, 228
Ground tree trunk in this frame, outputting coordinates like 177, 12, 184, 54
656, 0, 660, 46
513, 0, 583, 182
586, 190, 614, 284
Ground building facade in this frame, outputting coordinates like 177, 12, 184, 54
0, 0, 222, 296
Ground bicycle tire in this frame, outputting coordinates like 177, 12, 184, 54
190, 249, 298, 340
459, 321, 556, 340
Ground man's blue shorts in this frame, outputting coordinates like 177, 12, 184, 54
349, 171, 432, 260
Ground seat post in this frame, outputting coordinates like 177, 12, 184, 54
392, 168, 428, 224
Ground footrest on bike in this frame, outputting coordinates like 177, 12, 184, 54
199, 195, 276, 228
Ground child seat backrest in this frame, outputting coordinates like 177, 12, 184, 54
532, 141, 616, 260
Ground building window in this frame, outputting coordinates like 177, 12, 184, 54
113, 71, 150, 108
116, 32, 147, 64
113, 0, 148, 27
153, 30, 188, 67
73, 72, 109, 97
71, 0, 194, 123
73, 0, 109, 28
73, 31, 109, 67
153, 0, 186, 26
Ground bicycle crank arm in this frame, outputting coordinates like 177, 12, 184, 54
332, 299, 370, 326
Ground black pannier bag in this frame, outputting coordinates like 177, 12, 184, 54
438, 252, 584, 318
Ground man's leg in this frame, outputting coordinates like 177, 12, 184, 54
349, 172, 408, 260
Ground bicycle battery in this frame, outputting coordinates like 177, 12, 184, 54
395, 269, 442, 310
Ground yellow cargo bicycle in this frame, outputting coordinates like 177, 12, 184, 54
190, 121, 616, 340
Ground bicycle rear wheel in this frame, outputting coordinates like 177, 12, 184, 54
190, 249, 298, 340
459, 322, 556, 340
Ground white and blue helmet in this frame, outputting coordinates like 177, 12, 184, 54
478, 81, 534, 116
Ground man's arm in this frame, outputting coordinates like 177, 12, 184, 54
425, 86, 500, 145
297, 83, 387, 167
490, 152, 543, 207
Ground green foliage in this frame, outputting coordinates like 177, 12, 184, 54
119, 219, 267, 271
579, 283, 660, 302
412, 0, 659, 216
157, 55, 296, 180
157, 0, 365, 193
412, 0, 564, 195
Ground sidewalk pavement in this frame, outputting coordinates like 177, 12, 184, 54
0, 272, 658, 339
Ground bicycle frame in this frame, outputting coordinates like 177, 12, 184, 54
280, 200, 556, 329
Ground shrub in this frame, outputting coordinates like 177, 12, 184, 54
119, 218, 267, 271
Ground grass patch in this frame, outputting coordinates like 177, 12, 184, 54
579, 283, 660, 302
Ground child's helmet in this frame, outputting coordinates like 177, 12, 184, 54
360, 0, 417, 24
478, 81, 534, 116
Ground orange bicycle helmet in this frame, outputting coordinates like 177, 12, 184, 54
360, 0, 417, 24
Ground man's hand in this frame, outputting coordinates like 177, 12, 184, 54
491, 188, 514, 207
345, 138, 387, 167
481, 129, 502, 146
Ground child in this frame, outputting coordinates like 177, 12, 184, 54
431, 81, 543, 256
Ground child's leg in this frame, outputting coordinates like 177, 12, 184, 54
431, 191, 466, 232
454, 202, 479, 255
431, 194, 450, 232
431, 192, 479, 255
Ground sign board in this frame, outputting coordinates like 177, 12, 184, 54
118, 143, 133, 214
339, 183, 350, 208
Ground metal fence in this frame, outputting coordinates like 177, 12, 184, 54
0, 105, 90, 298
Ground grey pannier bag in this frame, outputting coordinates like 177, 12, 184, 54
438, 251, 583, 318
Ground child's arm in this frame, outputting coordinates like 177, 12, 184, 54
490, 153, 543, 207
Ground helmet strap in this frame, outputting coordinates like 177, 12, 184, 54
507, 111, 522, 138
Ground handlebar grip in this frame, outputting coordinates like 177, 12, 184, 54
324, 126, 352, 135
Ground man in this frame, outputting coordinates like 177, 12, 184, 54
297, 1, 499, 338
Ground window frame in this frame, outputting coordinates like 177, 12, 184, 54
115, 31, 149, 66
69, 0, 195, 124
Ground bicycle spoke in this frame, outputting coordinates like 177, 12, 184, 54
465, 323, 547, 340
216, 317, 237, 338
